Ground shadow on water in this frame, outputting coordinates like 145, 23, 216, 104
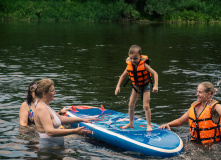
0, 21, 221, 159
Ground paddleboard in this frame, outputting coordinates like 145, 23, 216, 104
64, 105, 183, 157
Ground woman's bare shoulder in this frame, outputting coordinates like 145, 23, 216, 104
20, 102, 29, 108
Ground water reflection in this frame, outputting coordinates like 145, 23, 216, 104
0, 21, 221, 159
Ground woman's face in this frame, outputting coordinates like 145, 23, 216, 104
45, 85, 56, 103
196, 84, 210, 102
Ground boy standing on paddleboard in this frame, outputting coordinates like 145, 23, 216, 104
115, 45, 158, 131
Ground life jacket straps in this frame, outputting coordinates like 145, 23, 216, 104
123, 78, 130, 87
133, 65, 138, 85
194, 107, 201, 142
189, 117, 221, 143
189, 117, 212, 122
123, 72, 152, 88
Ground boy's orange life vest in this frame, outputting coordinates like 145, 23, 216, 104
126, 55, 151, 87
189, 100, 221, 143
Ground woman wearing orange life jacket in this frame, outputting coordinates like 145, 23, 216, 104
159, 82, 221, 144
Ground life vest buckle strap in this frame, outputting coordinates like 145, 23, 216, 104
196, 118, 212, 122
123, 78, 130, 87
191, 125, 219, 131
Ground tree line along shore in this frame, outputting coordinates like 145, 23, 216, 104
1, 0, 221, 23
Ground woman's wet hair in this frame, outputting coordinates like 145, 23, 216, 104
35, 79, 54, 99
128, 45, 142, 55
26, 81, 37, 105
199, 82, 217, 95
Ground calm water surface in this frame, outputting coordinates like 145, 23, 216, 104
0, 21, 221, 159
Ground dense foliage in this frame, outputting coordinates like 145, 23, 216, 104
0, 0, 221, 22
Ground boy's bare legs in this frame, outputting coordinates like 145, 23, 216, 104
143, 91, 153, 131
122, 89, 138, 129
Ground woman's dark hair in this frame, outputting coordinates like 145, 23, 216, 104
26, 81, 36, 105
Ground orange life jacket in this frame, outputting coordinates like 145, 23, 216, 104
126, 55, 151, 87
189, 100, 221, 143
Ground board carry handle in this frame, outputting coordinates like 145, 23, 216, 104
72, 105, 79, 112
100, 104, 106, 111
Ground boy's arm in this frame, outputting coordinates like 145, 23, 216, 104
115, 68, 127, 95
144, 64, 158, 93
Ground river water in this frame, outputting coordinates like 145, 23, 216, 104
0, 21, 221, 160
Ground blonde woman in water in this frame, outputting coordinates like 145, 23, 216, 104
34, 79, 92, 148
159, 82, 221, 144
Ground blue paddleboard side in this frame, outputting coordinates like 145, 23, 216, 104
66, 106, 183, 157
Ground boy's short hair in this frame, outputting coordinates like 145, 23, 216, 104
128, 45, 142, 55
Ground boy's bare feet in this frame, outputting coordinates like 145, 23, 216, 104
122, 123, 134, 129
146, 125, 153, 131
